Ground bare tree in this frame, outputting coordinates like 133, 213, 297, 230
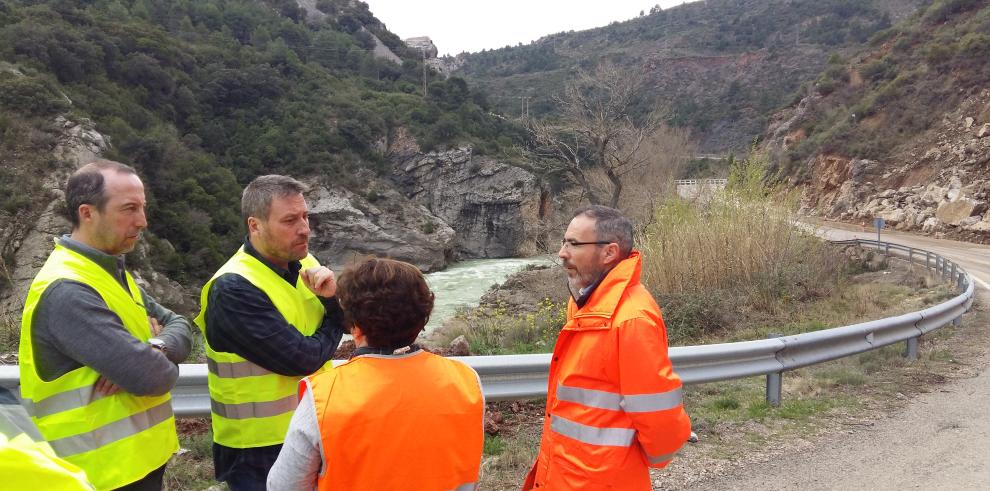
588, 125, 695, 228
524, 61, 693, 215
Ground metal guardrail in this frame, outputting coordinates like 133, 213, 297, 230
0, 239, 976, 415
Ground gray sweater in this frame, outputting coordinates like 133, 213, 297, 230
29, 236, 194, 396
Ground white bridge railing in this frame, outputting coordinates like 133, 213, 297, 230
673, 178, 728, 186
0, 239, 975, 415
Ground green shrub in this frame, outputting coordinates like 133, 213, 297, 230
924, 0, 983, 25
860, 58, 897, 82
641, 153, 841, 315
0, 74, 68, 114
461, 299, 566, 355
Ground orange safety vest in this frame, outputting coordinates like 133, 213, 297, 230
306, 349, 484, 491
524, 251, 691, 491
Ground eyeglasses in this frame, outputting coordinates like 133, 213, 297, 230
560, 238, 613, 249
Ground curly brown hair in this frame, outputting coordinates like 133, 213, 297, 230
337, 257, 435, 349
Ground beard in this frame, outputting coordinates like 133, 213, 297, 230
565, 265, 605, 298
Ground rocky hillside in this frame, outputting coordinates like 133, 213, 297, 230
456, 0, 926, 154
0, 115, 559, 321
765, 0, 990, 243
0, 0, 567, 322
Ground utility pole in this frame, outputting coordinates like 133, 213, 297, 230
421, 47, 427, 96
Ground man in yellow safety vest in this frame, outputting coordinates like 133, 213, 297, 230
195, 175, 344, 490
19, 159, 193, 490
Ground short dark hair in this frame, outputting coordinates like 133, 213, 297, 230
65, 159, 138, 228
241, 175, 308, 225
573, 205, 634, 258
337, 258, 435, 349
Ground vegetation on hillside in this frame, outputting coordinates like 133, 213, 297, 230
775, 0, 990, 180
0, 0, 521, 281
456, 0, 911, 154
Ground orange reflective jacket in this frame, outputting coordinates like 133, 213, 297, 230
307, 350, 485, 491
524, 251, 691, 491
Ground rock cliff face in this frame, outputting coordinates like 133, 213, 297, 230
390, 145, 544, 259
0, 121, 550, 326
306, 174, 455, 273
784, 90, 990, 243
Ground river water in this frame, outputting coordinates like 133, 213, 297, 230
424, 256, 555, 331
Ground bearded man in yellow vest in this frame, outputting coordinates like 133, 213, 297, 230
19, 160, 194, 490
267, 257, 485, 490
195, 175, 344, 491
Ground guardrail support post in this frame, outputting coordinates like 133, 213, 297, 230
953, 316, 962, 327
766, 333, 783, 407
950, 263, 957, 286
884, 243, 890, 256
957, 274, 966, 291
925, 251, 930, 270
908, 248, 914, 266
766, 372, 782, 407
904, 337, 918, 361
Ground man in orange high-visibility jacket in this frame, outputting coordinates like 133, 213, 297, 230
268, 257, 485, 491
523, 205, 691, 491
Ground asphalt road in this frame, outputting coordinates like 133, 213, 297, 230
688, 222, 990, 490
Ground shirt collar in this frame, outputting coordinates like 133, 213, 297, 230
352, 344, 421, 358
573, 268, 611, 308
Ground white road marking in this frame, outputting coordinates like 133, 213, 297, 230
970, 274, 990, 290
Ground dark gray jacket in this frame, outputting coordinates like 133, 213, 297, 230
28, 236, 193, 396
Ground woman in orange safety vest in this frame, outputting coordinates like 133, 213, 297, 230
267, 257, 485, 491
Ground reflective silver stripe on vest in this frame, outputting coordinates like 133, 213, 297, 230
450, 482, 476, 491
556, 384, 682, 413
623, 388, 682, 413
556, 384, 622, 411
48, 399, 173, 457
647, 450, 677, 464
211, 394, 298, 420
550, 415, 635, 447
208, 358, 273, 378
21, 384, 109, 418
0, 404, 42, 441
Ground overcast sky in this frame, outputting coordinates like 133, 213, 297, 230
365, 1, 695, 56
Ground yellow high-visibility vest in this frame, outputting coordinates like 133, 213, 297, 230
194, 247, 327, 448
19, 243, 178, 490
1, 390, 94, 490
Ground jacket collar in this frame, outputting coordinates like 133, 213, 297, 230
566, 251, 643, 327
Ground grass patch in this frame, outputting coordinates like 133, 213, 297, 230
443, 299, 567, 355
711, 396, 741, 411
478, 424, 541, 489
164, 424, 216, 490
927, 348, 955, 362
816, 367, 867, 387
484, 435, 507, 456
776, 398, 831, 420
